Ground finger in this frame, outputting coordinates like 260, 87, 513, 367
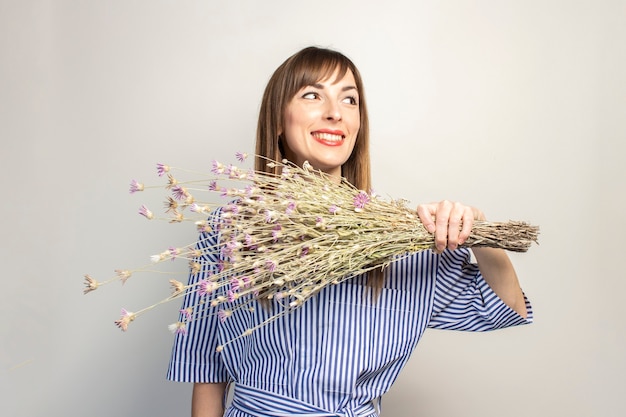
434, 201, 452, 252
416, 204, 436, 234
446, 202, 465, 250
458, 207, 474, 245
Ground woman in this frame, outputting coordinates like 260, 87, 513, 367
167, 46, 531, 417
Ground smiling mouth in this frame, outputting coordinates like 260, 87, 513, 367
311, 132, 345, 143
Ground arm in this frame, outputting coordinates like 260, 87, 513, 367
192, 382, 228, 417
472, 247, 527, 318
417, 200, 527, 318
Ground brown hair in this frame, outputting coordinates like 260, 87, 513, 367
255, 46, 371, 192
255, 46, 384, 295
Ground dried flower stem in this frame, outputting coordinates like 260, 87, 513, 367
86, 154, 539, 347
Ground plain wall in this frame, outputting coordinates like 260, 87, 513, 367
1, 1, 624, 416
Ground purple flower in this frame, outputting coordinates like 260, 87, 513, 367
211, 160, 225, 174
285, 201, 296, 215
171, 185, 188, 200
244, 234, 258, 250
180, 308, 193, 321
241, 276, 252, 288
168, 322, 187, 335
353, 191, 370, 210
156, 163, 170, 177
265, 259, 277, 273
114, 308, 135, 332
235, 151, 248, 162
329, 204, 340, 214
230, 278, 241, 292
218, 309, 231, 323
245, 184, 256, 196
227, 164, 239, 179
264, 210, 277, 223
138, 204, 154, 220
221, 246, 233, 261
129, 179, 144, 194
225, 204, 240, 215
227, 289, 237, 302
208, 181, 220, 191
272, 224, 282, 242
168, 247, 180, 260
198, 279, 216, 296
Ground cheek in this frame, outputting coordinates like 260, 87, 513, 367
283, 109, 302, 138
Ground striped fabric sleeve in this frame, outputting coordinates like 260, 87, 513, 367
428, 248, 533, 331
166, 210, 229, 383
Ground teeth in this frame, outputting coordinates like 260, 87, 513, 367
313, 132, 343, 142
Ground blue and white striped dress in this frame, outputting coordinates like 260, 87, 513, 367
167, 211, 533, 417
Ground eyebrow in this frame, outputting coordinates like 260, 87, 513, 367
311, 83, 359, 93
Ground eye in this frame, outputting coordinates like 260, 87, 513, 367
302, 92, 320, 100
342, 95, 358, 105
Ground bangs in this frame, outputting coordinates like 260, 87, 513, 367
287, 49, 354, 96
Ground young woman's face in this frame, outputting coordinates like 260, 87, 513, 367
281, 69, 360, 178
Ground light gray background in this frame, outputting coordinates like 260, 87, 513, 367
1, 1, 624, 416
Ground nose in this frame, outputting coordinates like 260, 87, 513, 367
324, 101, 342, 121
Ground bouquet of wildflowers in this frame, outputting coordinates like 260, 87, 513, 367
84, 153, 538, 349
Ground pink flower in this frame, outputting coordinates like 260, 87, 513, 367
285, 201, 296, 215
244, 184, 256, 196
244, 234, 258, 250
241, 276, 252, 288
221, 188, 237, 198
315, 216, 324, 228
227, 289, 237, 302
353, 191, 370, 210
83, 274, 99, 294
227, 164, 239, 178
114, 308, 135, 332
208, 181, 220, 191
211, 160, 225, 174
218, 309, 232, 323
264, 210, 277, 223
138, 205, 154, 220
115, 269, 132, 285
329, 204, 340, 214
129, 179, 144, 194
225, 204, 240, 215
168, 247, 180, 260
156, 163, 170, 177
272, 224, 282, 242
171, 185, 188, 200
235, 151, 248, 162
265, 259, 277, 272
198, 279, 217, 296
180, 308, 193, 321
230, 278, 241, 292
168, 322, 187, 335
